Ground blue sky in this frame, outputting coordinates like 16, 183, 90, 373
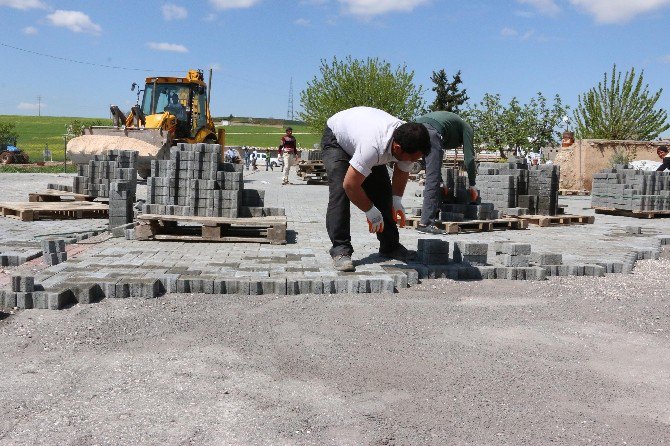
1, 0, 670, 124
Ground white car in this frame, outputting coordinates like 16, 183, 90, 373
253, 152, 283, 168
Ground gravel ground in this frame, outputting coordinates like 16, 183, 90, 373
1, 251, 669, 445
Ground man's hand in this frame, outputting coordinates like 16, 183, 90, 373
392, 195, 406, 228
468, 186, 479, 203
365, 206, 384, 233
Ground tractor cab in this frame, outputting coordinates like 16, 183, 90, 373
132, 69, 213, 142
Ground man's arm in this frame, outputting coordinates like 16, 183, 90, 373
656, 157, 670, 171
391, 165, 410, 197
462, 122, 477, 186
343, 166, 373, 212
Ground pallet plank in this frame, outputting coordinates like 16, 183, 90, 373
135, 214, 287, 244
515, 214, 595, 226
405, 216, 527, 233
0, 201, 108, 221
593, 207, 670, 219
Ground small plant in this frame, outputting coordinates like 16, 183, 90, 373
610, 147, 636, 167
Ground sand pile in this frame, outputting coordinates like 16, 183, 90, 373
67, 135, 162, 157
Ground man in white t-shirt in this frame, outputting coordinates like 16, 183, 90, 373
656, 146, 670, 171
322, 106, 431, 272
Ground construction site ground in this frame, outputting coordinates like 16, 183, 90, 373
1, 170, 669, 444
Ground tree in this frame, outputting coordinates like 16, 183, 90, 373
0, 122, 18, 146
300, 56, 426, 132
467, 92, 567, 158
428, 69, 469, 113
574, 64, 669, 140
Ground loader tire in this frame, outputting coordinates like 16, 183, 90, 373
0, 152, 13, 164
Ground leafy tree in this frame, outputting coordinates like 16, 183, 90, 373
300, 56, 426, 132
428, 69, 469, 113
0, 122, 19, 146
574, 64, 669, 140
467, 92, 567, 158
66, 119, 107, 137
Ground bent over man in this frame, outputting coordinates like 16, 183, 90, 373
322, 106, 431, 272
415, 111, 478, 234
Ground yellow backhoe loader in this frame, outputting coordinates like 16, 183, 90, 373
67, 69, 224, 178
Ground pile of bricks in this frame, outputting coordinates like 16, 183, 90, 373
72, 150, 138, 198
477, 161, 560, 216
109, 181, 136, 230
143, 143, 282, 218
46, 183, 73, 192
436, 168, 500, 221
414, 238, 615, 280
591, 167, 670, 211
41, 239, 67, 266
305, 150, 323, 161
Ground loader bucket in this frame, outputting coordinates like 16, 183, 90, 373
67, 127, 172, 178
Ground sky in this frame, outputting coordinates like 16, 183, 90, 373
1, 0, 670, 126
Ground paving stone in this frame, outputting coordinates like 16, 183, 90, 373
530, 252, 563, 266
15, 292, 33, 309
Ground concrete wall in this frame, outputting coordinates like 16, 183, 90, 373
554, 139, 667, 191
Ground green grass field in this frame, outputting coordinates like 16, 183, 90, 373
0, 116, 320, 166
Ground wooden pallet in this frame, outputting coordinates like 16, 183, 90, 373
593, 207, 670, 219
0, 201, 108, 222
559, 189, 590, 196
515, 214, 595, 227
405, 216, 527, 234
135, 214, 287, 244
29, 189, 96, 202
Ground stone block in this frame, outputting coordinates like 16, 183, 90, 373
498, 254, 530, 267
530, 252, 563, 266
15, 292, 33, 309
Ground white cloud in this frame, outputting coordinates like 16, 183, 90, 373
338, 0, 430, 17
203, 13, 217, 21
501, 27, 519, 37
517, 0, 560, 16
294, 18, 310, 25
22, 26, 38, 35
0, 0, 46, 10
570, 0, 670, 23
208, 0, 260, 10
521, 29, 536, 40
147, 42, 189, 53
18, 102, 43, 111
162, 4, 188, 20
46, 10, 102, 35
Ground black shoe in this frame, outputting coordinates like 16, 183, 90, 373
379, 244, 417, 262
416, 224, 445, 235
332, 254, 356, 272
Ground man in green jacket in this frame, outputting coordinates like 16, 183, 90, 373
415, 111, 478, 233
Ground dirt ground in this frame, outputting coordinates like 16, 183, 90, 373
1, 251, 669, 445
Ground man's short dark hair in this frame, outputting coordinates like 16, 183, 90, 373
393, 122, 430, 155
286, 127, 293, 131
658, 145, 669, 153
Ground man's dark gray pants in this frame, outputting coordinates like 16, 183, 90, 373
420, 123, 445, 226
322, 127, 399, 258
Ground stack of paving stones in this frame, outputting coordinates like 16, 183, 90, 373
46, 183, 73, 192
0, 244, 42, 266
305, 150, 323, 161
143, 143, 283, 218
109, 181, 136, 233
477, 161, 560, 216
41, 239, 67, 266
72, 150, 138, 198
591, 166, 670, 212
413, 239, 621, 281
434, 168, 499, 222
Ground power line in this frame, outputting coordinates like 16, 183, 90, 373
0, 41, 184, 73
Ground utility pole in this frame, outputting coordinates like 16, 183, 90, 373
37, 95, 41, 117
286, 77, 294, 121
